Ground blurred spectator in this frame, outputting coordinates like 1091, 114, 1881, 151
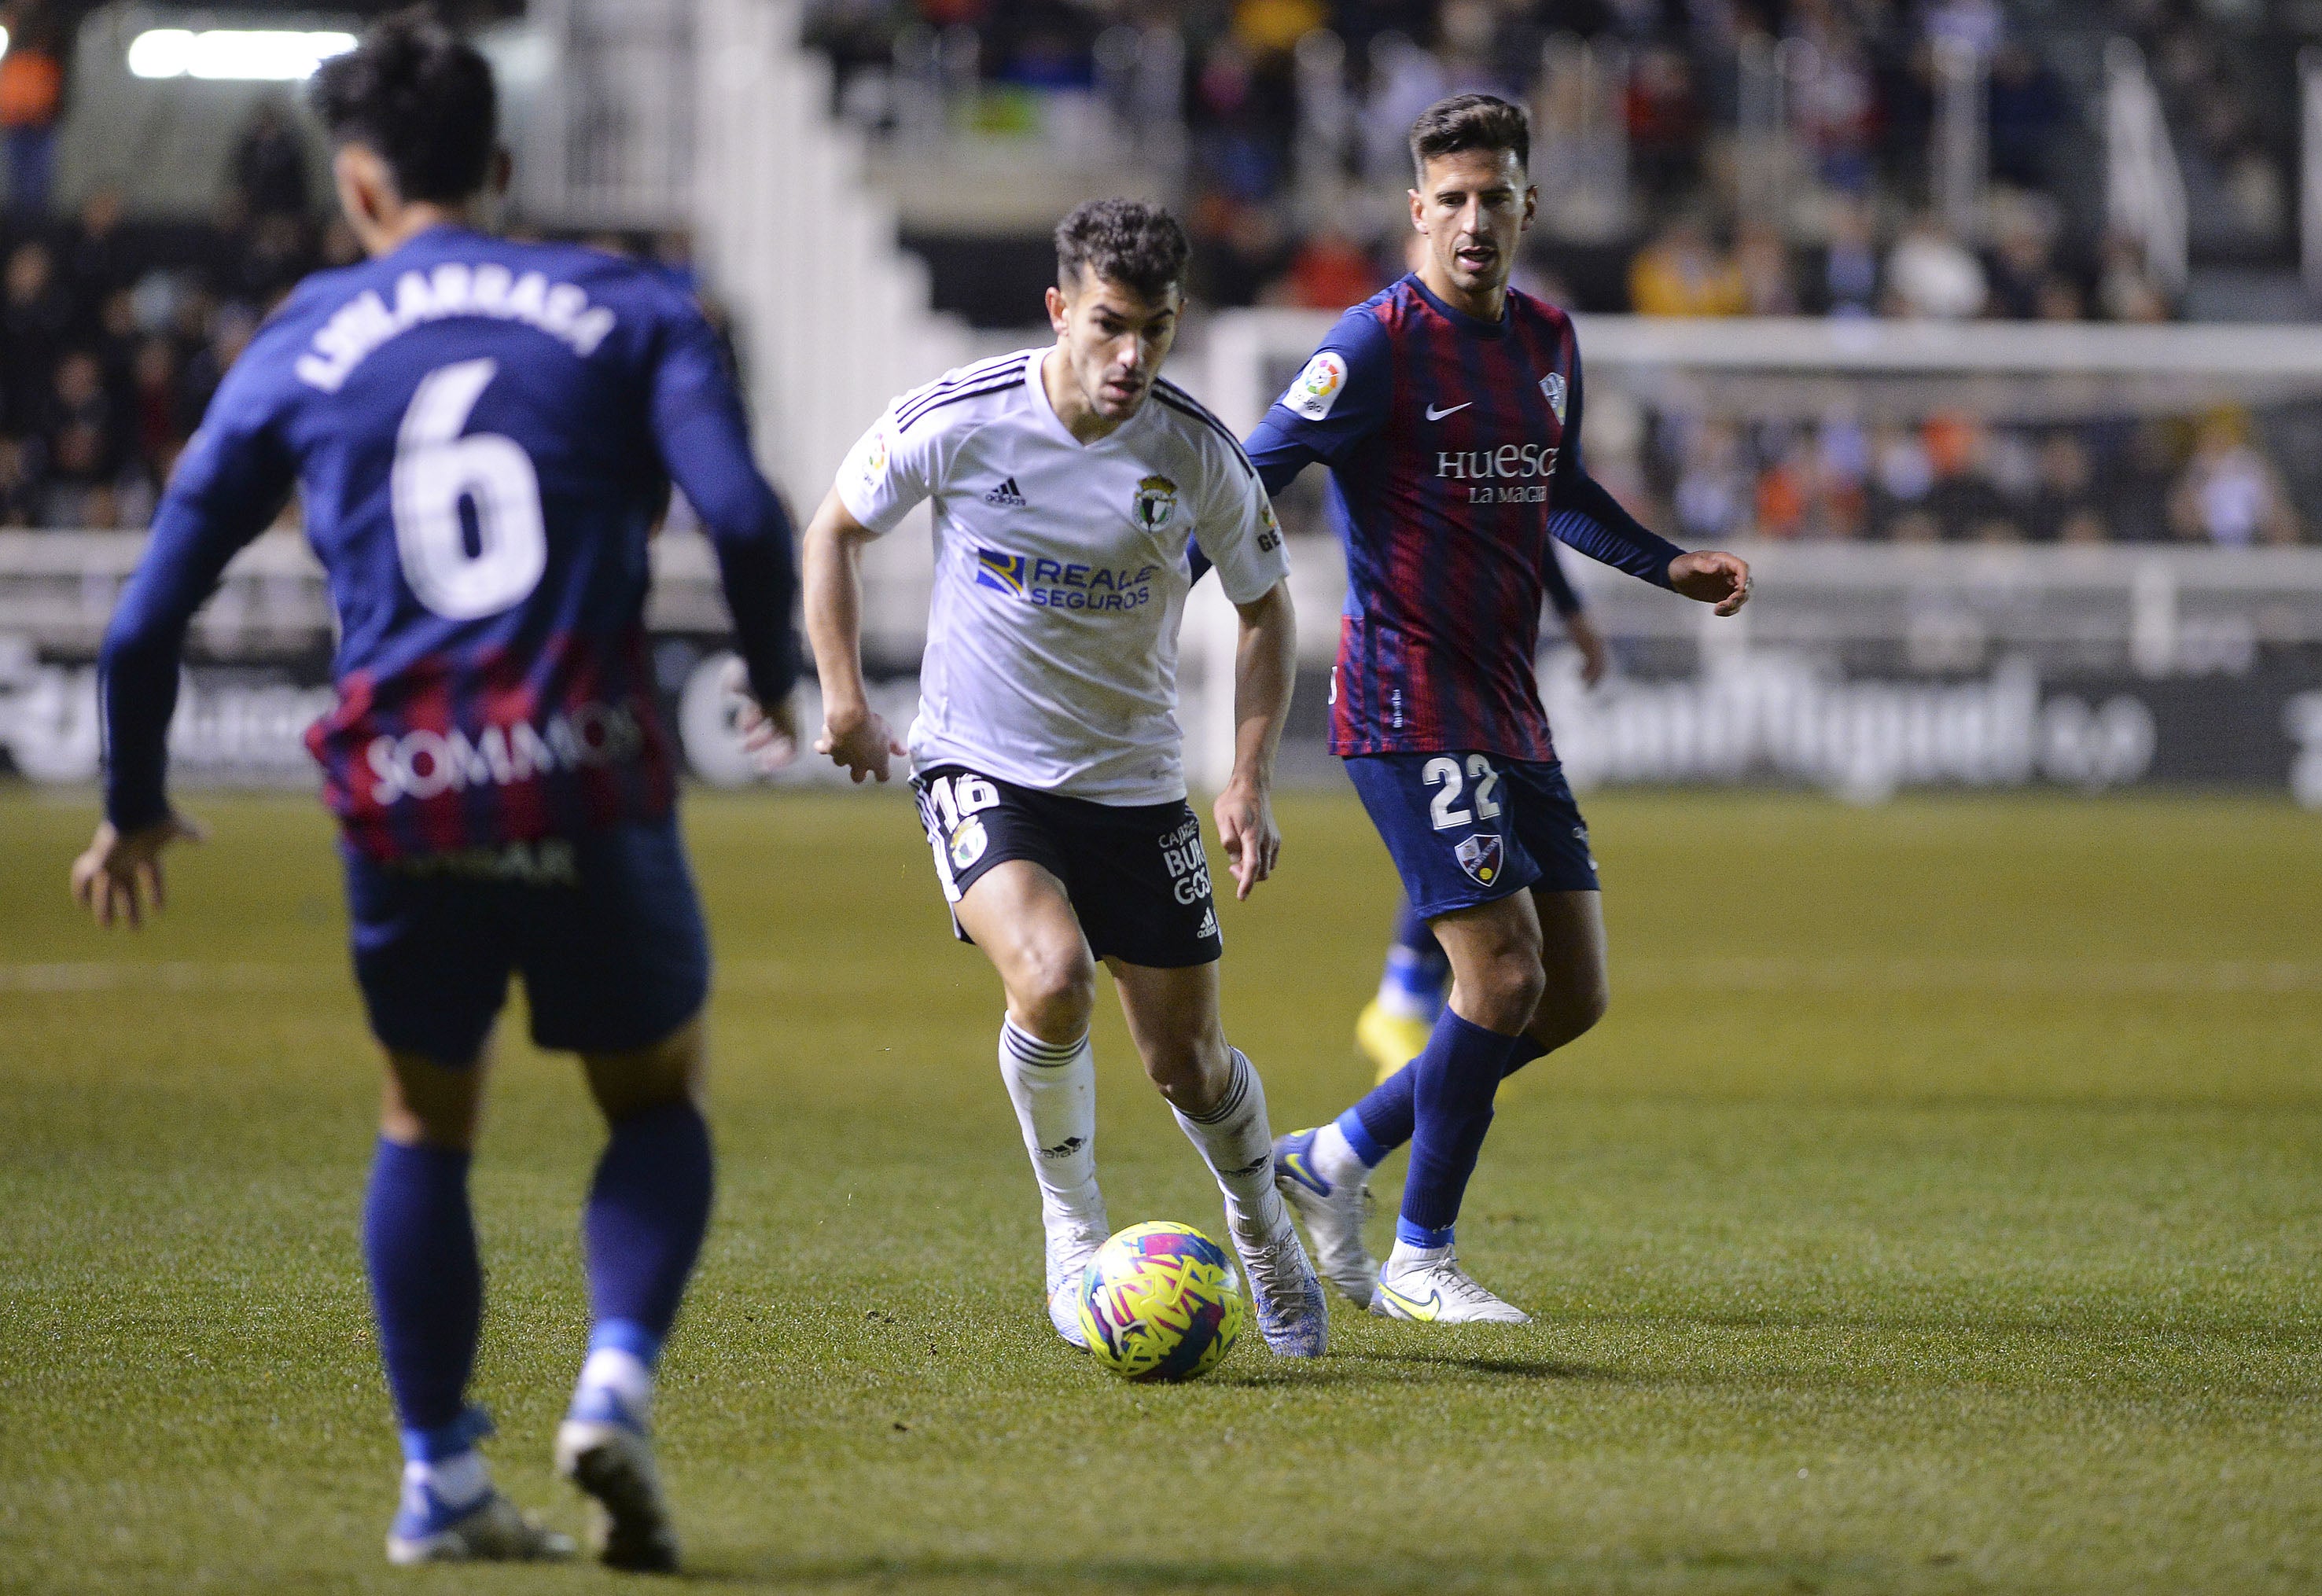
1982, 199, 2055, 320
1625, 44, 1701, 199
2169, 412, 2298, 546
2029, 432, 2106, 543
39, 349, 121, 527
1821, 199, 1879, 317
63, 191, 134, 322
1267, 222, 1381, 309
1986, 42, 2065, 190
1629, 213, 1745, 316
2097, 234, 2170, 323
1735, 219, 1798, 315
231, 101, 314, 221
2, 239, 68, 433
0, 0, 66, 220
1884, 214, 1986, 319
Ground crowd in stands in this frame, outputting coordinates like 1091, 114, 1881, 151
0, 93, 701, 532
0, 98, 349, 530
809, 0, 2314, 543
1617, 403, 2305, 547
805, 0, 2313, 323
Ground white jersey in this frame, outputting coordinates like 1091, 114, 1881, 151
836, 348, 1289, 804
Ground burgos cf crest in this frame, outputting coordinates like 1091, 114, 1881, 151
974, 547, 1028, 596
1455, 833, 1504, 887
1133, 474, 1179, 533
1540, 371, 1567, 424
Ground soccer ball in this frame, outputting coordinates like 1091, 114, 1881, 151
1075, 1222, 1246, 1382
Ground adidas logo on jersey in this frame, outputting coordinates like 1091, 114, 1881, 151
983, 476, 1028, 507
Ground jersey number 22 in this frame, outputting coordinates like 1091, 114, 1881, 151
392, 358, 546, 620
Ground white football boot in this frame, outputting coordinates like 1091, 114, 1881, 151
1043, 1192, 1109, 1351
1271, 1127, 1380, 1305
1232, 1218, 1329, 1357
555, 1382, 679, 1572
1369, 1244, 1531, 1325
385, 1484, 576, 1566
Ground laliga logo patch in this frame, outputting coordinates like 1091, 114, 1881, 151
949, 814, 988, 870
1133, 474, 1180, 532
1455, 833, 1504, 886
1287, 351, 1347, 421
858, 426, 889, 484
1540, 372, 1567, 424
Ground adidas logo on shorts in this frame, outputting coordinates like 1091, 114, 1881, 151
983, 476, 1028, 507
1197, 906, 1220, 940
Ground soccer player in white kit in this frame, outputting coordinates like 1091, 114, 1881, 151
756, 200, 1327, 1356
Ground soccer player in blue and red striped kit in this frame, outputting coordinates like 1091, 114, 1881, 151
66, 16, 797, 1568
1255, 94, 1752, 1323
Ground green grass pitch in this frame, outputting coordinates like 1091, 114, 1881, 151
2, 785, 2317, 1594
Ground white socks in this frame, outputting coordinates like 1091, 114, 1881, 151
1384, 1238, 1453, 1276
407, 1448, 490, 1511
574, 1345, 653, 1424
998, 1018, 1104, 1224
1312, 1119, 1374, 1183
1172, 1048, 1289, 1245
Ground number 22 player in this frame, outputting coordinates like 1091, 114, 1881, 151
68, 17, 799, 1568
1253, 94, 1753, 1323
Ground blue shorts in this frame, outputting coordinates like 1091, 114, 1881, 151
1344, 753, 1599, 921
341, 818, 710, 1066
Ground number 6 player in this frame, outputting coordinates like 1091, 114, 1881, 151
759, 200, 1328, 1356
68, 17, 798, 1568
1257, 95, 1753, 1324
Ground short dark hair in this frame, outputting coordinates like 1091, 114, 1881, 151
1409, 93, 1531, 185
310, 9, 498, 204
1054, 198, 1190, 301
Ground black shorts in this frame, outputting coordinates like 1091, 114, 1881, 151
911, 764, 1223, 969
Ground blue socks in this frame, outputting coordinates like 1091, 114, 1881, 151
583, 1100, 714, 1359
1344, 1029, 1551, 1166
1393, 1010, 1525, 1246
363, 1139, 484, 1453
363, 1099, 713, 1469
1378, 900, 1451, 1018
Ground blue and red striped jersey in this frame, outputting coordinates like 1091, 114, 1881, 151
1246, 274, 1682, 761
100, 226, 797, 860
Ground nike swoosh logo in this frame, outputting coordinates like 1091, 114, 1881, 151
1377, 1282, 1442, 1321
1280, 1151, 1327, 1196
1425, 402, 1472, 421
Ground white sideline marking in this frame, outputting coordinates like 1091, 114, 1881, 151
0, 962, 326, 992
1618, 957, 2322, 995
4, 958, 2319, 997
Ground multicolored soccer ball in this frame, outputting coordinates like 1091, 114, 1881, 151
1075, 1222, 1246, 1382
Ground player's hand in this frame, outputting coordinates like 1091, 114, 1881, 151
816, 698, 906, 784
1668, 550, 1753, 616
1565, 610, 1611, 686
1213, 778, 1280, 901
722, 656, 799, 774
69, 811, 205, 930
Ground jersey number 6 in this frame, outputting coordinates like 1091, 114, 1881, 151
392, 358, 548, 620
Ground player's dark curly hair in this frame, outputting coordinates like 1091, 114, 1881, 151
1054, 198, 1190, 301
1409, 93, 1531, 183
310, 8, 498, 204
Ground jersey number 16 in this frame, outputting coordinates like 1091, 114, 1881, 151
392, 358, 548, 620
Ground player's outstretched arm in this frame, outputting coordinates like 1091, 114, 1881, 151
1214, 579, 1296, 901
800, 487, 906, 784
